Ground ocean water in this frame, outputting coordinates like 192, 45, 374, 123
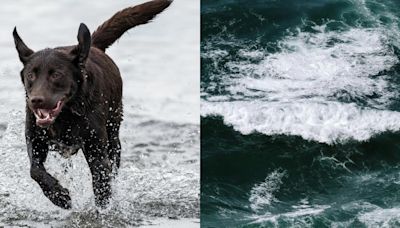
0, 0, 199, 227
201, 0, 400, 227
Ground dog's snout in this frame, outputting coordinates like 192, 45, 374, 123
30, 96, 45, 106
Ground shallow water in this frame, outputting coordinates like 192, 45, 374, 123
0, 0, 199, 227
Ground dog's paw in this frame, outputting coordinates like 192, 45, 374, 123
44, 185, 72, 209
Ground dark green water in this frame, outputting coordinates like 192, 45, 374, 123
201, 0, 400, 227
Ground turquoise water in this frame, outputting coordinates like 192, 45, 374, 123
201, 0, 400, 227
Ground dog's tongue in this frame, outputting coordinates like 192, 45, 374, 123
36, 109, 54, 126
39, 109, 51, 118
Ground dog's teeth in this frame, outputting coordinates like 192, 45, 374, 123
34, 110, 41, 119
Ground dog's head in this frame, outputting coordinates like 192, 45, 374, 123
13, 23, 91, 128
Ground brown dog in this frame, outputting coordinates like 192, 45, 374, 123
13, 0, 172, 209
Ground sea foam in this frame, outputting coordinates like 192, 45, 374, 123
202, 24, 400, 144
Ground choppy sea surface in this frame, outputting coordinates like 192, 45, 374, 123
201, 0, 400, 227
0, 0, 199, 227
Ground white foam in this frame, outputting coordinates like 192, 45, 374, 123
230, 27, 397, 106
358, 207, 400, 227
203, 101, 400, 144
202, 24, 400, 143
248, 201, 329, 225
249, 170, 286, 212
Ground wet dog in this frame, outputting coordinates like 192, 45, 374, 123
13, 0, 172, 209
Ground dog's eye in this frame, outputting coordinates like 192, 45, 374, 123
51, 72, 62, 79
26, 73, 35, 81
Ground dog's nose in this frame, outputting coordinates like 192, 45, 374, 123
30, 96, 45, 106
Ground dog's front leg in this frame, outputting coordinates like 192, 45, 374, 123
83, 133, 112, 208
27, 135, 72, 209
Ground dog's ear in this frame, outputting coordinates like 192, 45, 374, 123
13, 27, 34, 64
71, 23, 91, 68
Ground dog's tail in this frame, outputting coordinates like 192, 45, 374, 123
91, 0, 172, 52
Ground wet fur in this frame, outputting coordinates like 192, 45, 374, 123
13, 0, 172, 209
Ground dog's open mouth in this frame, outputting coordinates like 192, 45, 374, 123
33, 100, 64, 127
